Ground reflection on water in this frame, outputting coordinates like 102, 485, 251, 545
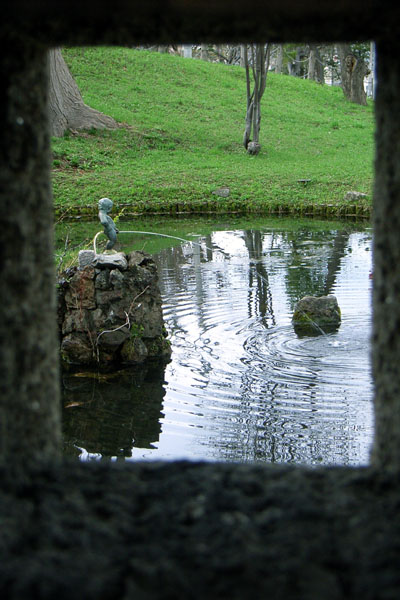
62, 363, 165, 459
62, 223, 374, 466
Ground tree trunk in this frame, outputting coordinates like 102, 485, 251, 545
275, 44, 283, 74
200, 43, 208, 60
243, 44, 270, 154
240, 44, 246, 68
308, 44, 324, 83
48, 48, 118, 137
290, 46, 307, 78
337, 43, 367, 106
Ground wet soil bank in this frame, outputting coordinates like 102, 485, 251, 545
1, 461, 399, 599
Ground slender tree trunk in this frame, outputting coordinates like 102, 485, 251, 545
243, 43, 270, 154
240, 44, 246, 68
275, 44, 283, 74
48, 48, 118, 137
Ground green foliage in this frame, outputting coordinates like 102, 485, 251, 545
51, 47, 374, 216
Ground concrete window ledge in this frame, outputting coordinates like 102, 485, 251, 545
1, 2, 400, 599
1, 461, 397, 599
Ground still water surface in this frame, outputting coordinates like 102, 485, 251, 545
62, 219, 374, 466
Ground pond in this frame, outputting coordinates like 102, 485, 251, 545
60, 216, 374, 466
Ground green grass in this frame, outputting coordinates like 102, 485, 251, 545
52, 47, 375, 217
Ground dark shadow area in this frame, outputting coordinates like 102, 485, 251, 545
1, 461, 398, 599
62, 363, 166, 459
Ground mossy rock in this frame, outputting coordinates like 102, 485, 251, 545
120, 337, 148, 364
292, 295, 341, 336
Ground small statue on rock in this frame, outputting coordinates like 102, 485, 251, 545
98, 197, 119, 251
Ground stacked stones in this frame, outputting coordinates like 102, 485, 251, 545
58, 250, 171, 368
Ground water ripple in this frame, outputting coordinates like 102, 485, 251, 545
154, 229, 374, 466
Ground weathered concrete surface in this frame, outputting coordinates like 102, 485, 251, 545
1, 2, 400, 600
0, 36, 61, 466
2, 1, 399, 45
0, 461, 399, 600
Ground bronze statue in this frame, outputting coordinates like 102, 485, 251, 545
98, 197, 119, 250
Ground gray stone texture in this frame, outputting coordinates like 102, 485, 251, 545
2, 3, 400, 600
292, 295, 341, 335
59, 252, 170, 367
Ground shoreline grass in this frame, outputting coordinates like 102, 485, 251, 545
52, 47, 374, 218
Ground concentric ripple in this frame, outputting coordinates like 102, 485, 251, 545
62, 227, 375, 467
148, 229, 375, 466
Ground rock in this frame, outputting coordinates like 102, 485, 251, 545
212, 187, 230, 198
127, 250, 151, 267
110, 269, 124, 289
62, 309, 91, 335
94, 270, 110, 290
64, 266, 96, 309
95, 289, 124, 308
97, 327, 131, 348
61, 333, 94, 364
93, 252, 128, 271
247, 141, 261, 155
292, 295, 341, 336
344, 191, 367, 202
58, 252, 171, 368
78, 250, 95, 269
120, 337, 149, 364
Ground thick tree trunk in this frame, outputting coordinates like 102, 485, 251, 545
308, 44, 324, 83
0, 36, 61, 467
338, 43, 367, 106
48, 48, 118, 137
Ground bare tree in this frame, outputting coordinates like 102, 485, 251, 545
48, 48, 118, 137
242, 43, 270, 154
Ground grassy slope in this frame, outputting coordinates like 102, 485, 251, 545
52, 47, 374, 217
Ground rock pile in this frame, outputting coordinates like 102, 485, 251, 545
58, 250, 171, 368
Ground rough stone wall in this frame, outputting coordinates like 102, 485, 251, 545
371, 38, 400, 469
2, 2, 400, 599
3, 1, 399, 45
1, 461, 400, 600
59, 251, 171, 367
0, 35, 61, 466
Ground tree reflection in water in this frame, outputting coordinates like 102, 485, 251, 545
61, 223, 374, 466
62, 363, 166, 460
